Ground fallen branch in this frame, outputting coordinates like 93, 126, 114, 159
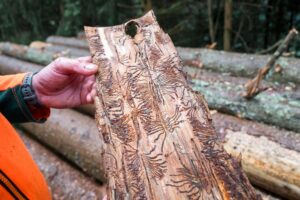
256, 39, 283, 55
244, 28, 298, 98
17, 129, 105, 200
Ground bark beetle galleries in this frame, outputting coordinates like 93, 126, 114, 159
85, 10, 260, 200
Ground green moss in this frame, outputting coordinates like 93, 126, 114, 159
191, 79, 300, 132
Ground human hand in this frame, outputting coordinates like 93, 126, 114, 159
32, 56, 98, 108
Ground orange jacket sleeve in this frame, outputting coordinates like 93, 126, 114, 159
0, 74, 52, 199
0, 73, 50, 123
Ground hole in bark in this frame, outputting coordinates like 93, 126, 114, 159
125, 21, 139, 38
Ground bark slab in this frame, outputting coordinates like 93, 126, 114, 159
85, 10, 258, 200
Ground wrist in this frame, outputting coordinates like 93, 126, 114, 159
22, 72, 45, 108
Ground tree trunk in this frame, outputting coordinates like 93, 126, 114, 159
223, 0, 232, 51
17, 129, 106, 200
19, 109, 105, 182
177, 47, 300, 84
207, 0, 215, 43
85, 10, 258, 200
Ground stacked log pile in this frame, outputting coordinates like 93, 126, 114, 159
1, 36, 299, 199
17, 129, 105, 200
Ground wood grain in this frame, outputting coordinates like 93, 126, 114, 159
85, 10, 259, 200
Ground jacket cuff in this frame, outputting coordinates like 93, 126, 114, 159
17, 84, 50, 123
0, 85, 50, 123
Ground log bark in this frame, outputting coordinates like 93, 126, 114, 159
85, 10, 259, 200
0, 54, 41, 74
59, 101, 300, 154
19, 109, 105, 182
177, 47, 300, 84
190, 74, 300, 133
17, 129, 105, 200
44, 44, 90, 58
212, 112, 300, 200
255, 189, 281, 200
213, 113, 300, 153
222, 130, 300, 200
0, 42, 57, 65
184, 66, 300, 132
46, 36, 89, 49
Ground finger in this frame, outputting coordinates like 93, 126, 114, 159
86, 88, 97, 104
81, 75, 95, 104
76, 56, 92, 63
92, 82, 96, 89
86, 93, 93, 104
53, 57, 97, 76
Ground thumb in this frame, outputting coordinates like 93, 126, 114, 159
52, 57, 98, 76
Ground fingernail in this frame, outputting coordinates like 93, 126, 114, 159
83, 64, 97, 70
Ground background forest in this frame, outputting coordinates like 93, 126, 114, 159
0, 0, 300, 55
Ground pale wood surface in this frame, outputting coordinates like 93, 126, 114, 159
85, 10, 259, 200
